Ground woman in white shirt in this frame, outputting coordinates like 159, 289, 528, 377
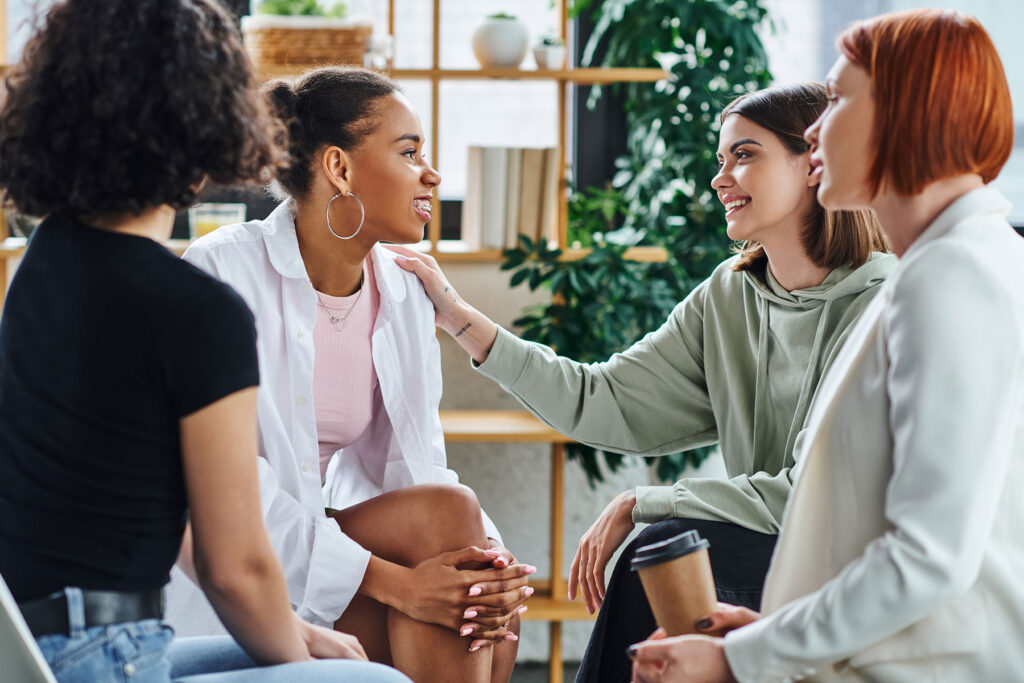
170, 67, 530, 683
629, 9, 1023, 682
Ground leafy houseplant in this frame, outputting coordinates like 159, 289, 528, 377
534, 32, 567, 70
257, 0, 348, 17
502, 0, 773, 485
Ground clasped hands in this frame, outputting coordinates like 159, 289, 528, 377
628, 604, 759, 683
402, 541, 535, 652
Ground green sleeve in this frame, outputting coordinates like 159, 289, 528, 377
633, 425, 814, 532
633, 469, 793, 533
475, 287, 718, 456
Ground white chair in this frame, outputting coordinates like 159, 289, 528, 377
0, 573, 57, 683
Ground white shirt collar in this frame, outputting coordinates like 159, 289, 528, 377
261, 198, 407, 305
903, 185, 1012, 260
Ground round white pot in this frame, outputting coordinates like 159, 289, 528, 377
472, 17, 529, 69
533, 44, 567, 70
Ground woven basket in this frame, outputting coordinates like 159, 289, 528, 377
242, 16, 373, 72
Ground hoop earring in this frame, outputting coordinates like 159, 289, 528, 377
326, 191, 364, 240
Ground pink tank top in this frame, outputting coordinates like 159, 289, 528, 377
313, 258, 380, 479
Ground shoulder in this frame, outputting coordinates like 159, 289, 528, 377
184, 219, 267, 265
175, 259, 255, 328
887, 223, 1024, 348
690, 255, 753, 305
895, 221, 1022, 305
372, 245, 432, 311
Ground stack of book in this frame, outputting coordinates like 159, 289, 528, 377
462, 146, 561, 250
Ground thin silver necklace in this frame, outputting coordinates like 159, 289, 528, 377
316, 273, 364, 332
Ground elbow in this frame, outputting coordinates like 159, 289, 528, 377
899, 546, 979, 607
195, 551, 280, 603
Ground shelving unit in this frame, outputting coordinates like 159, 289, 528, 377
250, 0, 669, 263
440, 410, 586, 683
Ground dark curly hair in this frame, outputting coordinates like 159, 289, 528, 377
266, 67, 400, 198
0, 0, 287, 218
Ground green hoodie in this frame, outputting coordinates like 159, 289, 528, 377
476, 252, 896, 534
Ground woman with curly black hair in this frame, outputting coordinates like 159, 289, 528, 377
0, 2, 408, 682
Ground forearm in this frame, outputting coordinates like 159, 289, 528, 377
438, 298, 499, 365
197, 548, 309, 665
359, 555, 413, 612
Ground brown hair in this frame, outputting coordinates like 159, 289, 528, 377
720, 83, 888, 272
838, 9, 1013, 198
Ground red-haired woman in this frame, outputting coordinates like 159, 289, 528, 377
630, 9, 1023, 682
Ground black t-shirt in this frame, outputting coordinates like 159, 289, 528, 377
0, 213, 259, 602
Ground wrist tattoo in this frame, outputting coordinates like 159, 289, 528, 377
443, 285, 459, 305
454, 321, 472, 338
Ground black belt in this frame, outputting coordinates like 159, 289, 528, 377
18, 589, 164, 638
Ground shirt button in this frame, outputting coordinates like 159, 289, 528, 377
296, 397, 306, 407
301, 462, 313, 473
124, 663, 136, 675
297, 331, 306, 340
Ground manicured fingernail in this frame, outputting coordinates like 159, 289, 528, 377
505, 633, 518, 641
395, 254, 407, 262
464, 609, 478, 619
461, 626, 473, 636
525, 565, 537, 574
696, 618, 713, 630
524, 586, 534, 597
469, 644, 481, 652
483, 550, 501, 556
469, 585, 482, 596
517, 605, 528, 615
626, 644, 640, 659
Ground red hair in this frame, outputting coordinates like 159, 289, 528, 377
838, 9, 1014, 197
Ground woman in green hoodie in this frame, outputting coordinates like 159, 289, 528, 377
390, 83, 894, 681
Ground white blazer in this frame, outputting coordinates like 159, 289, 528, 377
165, 201, 500, 634
724, 187, 1024, 682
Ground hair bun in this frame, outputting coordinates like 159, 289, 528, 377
266, 80, 300, 124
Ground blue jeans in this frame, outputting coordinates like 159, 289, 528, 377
35, 588, 409, 683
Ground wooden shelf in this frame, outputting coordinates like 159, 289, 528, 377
563, 245, 670, 262
515, 579, 595, 621
254, 64, 666, 85
441, 409, 574, 443
1, 238, 667, 267
521, 594, 594, 622
0, 237, 191, 257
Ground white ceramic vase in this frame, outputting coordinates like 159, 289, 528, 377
471, 17, 529, 69
533, 44, 567, 70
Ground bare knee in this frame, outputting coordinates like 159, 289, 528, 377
406, 483, 487, 559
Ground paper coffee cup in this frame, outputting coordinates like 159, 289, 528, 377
631, 529, 717, 636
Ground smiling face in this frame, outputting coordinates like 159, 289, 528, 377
805, 55, 876, 210
712, 114, 818, 246
343, 93, 441, 244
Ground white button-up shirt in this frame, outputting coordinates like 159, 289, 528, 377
164, 201, 499, 634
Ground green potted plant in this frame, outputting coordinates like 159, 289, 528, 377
533, 32, 566, 70
256, 0, 348, 17
241, 0, 372, 73
472, 12, 529, 69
